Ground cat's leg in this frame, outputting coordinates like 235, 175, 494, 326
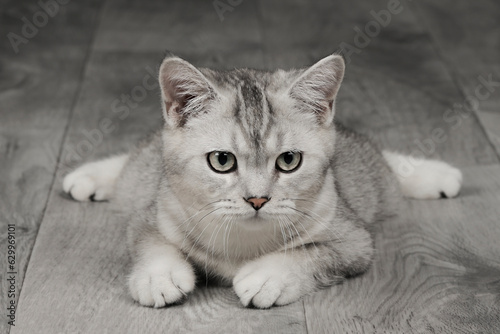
233, 223, 373, 308
382, 151, 463, 199
63, 154, 129, 201
127, 213, 196, 308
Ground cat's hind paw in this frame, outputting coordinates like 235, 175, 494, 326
63, 172, 101, 201
383, 152, 463, 200
62, 155, 128, 201
400, 159, 462, 199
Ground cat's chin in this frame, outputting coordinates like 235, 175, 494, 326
236, 212, 276, 230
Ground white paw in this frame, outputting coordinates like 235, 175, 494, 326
62, 155, 127, 201
400, 159, 463, 199
233, 256, 306, 308
129, 257, 196, 308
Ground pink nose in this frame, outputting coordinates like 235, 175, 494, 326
245, 197, 270, 211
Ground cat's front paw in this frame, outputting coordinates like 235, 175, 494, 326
128, 257, 196, 308
233, 256, 307, 308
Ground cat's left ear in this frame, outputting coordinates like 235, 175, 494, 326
159, 55, 216, 127
289, 54, 345, 126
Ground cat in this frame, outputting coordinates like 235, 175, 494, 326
62, 53, 463, 309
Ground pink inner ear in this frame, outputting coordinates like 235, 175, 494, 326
289, 56, 344, 123
162, 72, 199, 113
167, 79, 196, 110
164, 100, 178, 115
160, 59, 216, 127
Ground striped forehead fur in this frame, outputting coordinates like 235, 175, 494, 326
200, 68, 302, 151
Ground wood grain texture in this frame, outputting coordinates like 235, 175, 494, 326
0, 1, 103, 333
10, 199, 306, 334
5, 0, 500, 333
12, 1, 305, 333
258, 0, 499, 167
93, 0, 266, 69
413, 0, 500, 158
304, 165, 500, 334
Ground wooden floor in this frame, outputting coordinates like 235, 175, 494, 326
1, 0, 500, 333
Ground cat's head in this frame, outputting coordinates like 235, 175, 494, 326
158, 54, 344, 229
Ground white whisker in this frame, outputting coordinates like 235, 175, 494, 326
277, 219, 287, 260
208, 215, 228, 274
284, 214, 319, 266
288, 206, 345, 245
224, 215, 234, 260
185, 213, 219, 260
181, 207, 223, 250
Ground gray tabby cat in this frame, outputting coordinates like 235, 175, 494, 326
63, 54, 463, 308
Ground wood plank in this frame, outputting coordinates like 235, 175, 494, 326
0, 1, 103, 333
12, 50, 306, 334
413, 0, 500, 156
11, 198, 305, 334
258, 0, 499, 166
257, 0, 500, 331
304, 164, 500, 333
92, 0, 265, 69
477, 111, 500, 156
10, 0, 500, 332
12, 1, 307, 332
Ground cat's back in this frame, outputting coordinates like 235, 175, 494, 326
114, 130, 164, 213
332, 122, 399, 224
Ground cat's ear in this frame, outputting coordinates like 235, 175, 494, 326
159, 55, 215, 127
289, 54, 345, 125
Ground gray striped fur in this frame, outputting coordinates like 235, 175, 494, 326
116, 54, 399, 297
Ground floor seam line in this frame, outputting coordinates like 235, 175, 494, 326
9, 2, 109, 332
410, 1, 500, 164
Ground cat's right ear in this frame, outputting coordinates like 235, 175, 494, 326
159, 55, 215, 127
289, 54, 345, 126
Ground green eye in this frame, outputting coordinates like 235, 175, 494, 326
276, 151, 302, 173
208, 151, 237, 173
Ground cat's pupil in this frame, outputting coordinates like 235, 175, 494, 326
218, 153, 228, 165
284, 153, 293, 164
